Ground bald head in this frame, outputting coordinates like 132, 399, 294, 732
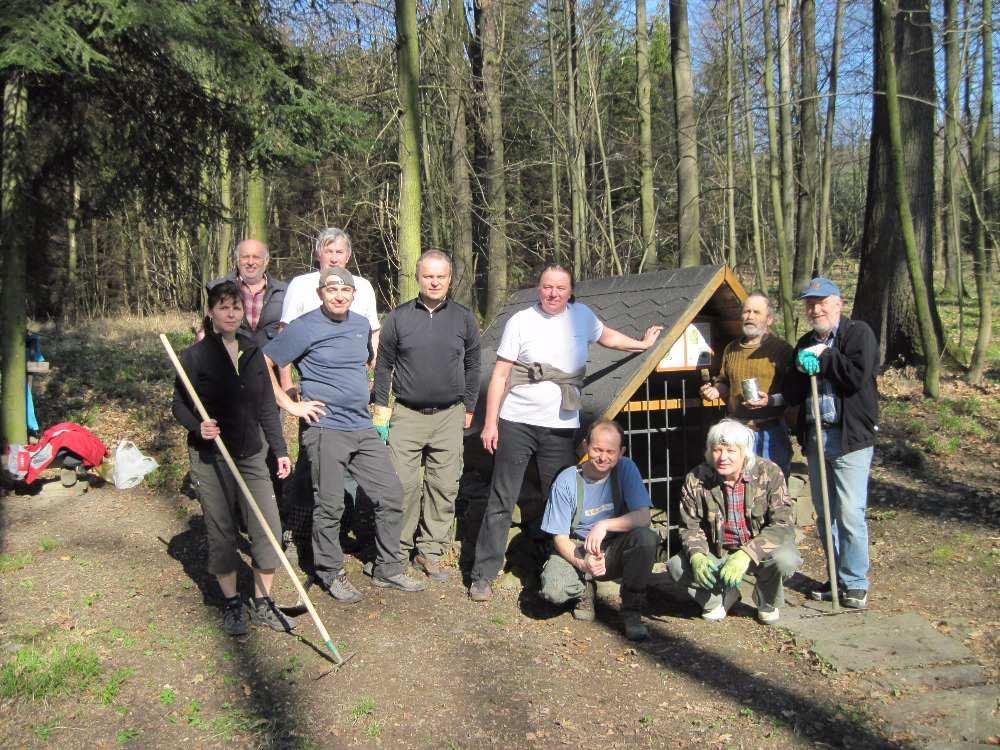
236, 239, 269, 284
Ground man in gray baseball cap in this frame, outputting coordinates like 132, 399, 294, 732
263, 267, 427, 602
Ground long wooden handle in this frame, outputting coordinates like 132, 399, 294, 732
810, 374, 840, 612
160, 333, 346, 662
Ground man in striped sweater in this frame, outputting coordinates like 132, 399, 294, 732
699, 293, 794, 476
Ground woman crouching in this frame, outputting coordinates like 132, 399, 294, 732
667, 419, 801, 624
172, 281, 293, 635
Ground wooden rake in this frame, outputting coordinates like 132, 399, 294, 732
160, 333, 353, 669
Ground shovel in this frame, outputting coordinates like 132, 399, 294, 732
809, 373, 841, 612
161, 334, 353, 669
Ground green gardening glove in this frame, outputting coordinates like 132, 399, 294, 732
372, 405, 391, 445
690, 553, 718, 590
796, 349, 821, 375
719, 549, 751, 588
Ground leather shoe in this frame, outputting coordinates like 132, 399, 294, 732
413, 554, 450, 582
468, 580, 493, 602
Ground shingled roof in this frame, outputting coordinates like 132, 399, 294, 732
477, 264, 747, 429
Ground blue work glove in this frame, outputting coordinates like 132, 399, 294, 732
719, 550, 751, 588
796, 349, 821, 375
374, 424, 390, 444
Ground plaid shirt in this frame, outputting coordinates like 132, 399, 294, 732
239, 276, 267, 332
721, 474, 753, 549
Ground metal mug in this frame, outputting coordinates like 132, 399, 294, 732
741, 377, 761, 402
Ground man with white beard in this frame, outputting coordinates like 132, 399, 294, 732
699, 293, 794, 476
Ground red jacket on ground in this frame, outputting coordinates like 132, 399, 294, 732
24, 422, 109, 484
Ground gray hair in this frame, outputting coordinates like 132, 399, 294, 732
234, 239, 269, 264
315, 227, 352, 258
704, 419, 756, 472
415, 249, 452, 275
745, 291, 774, 315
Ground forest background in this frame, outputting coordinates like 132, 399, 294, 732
0, 0, 996, 449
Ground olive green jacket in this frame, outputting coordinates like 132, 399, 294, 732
678, 458, 795, 564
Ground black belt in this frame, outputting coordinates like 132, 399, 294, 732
396, 400, 461, 415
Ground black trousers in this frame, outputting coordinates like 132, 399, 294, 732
471, 419, 576, 583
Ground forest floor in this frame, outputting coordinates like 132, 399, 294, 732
1, 308, 997, 749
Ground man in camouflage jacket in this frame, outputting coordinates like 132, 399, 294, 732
667, 419, 801, 624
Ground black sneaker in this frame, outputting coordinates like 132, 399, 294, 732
221, 597, 248, 636
312, 571, 363, 604
248, 596, 297, 632
843, 589, 869, 609
572, 580, 596, 621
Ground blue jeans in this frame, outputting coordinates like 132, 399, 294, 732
805, 427, 873, 591
754, 422, 791, 477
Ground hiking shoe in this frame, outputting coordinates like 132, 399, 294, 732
756, 603, 780, 625
468, 580, 493, 602
372, 572, 427, 592
572, 580, 596, 621
221, 597, 248, 636
313, 571, 363, 604
412, 554, 450, 582
249, 596, 297, 632
807, 580, 844, 602
621, 609, 649, 641
701, 587, 742, 622
843, 589, 869, 609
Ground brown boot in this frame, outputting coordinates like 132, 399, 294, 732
413, 554, 450, 582
572, 580, 596, 621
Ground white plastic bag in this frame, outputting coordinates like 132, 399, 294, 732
112, 440, 159, 489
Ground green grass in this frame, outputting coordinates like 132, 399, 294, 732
116, 728, 139, 744
99, 667, 136, 705
0, 551, 33, 574
350, 696, 376, 721
0, 644, 101, 700
210, 706, 270, 741
32, 719, 58, 740
364, 720, 384, 739
930, 546, 958, 564
159, 687, 177, 706
38, 536, 60, 552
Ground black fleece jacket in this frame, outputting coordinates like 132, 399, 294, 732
172, 322, 287, 459
784, 315, 879, 454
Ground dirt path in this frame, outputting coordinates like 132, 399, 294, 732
0, 476, 912, 749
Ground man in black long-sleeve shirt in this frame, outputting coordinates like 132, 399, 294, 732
372, 250, 481, 581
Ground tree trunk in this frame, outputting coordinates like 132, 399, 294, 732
67, 173, 81, 301
763, 0, 795, 335
776, 0, 796, 277
564, 0, 587, 273
477, 0, 507, 321
941, 0, 962, 296
817, 0, 844, 273
396, 0, 422, 302
217, 141, 233, 277
1, 75, 29, 448
854, 0, 940, 371
723, 0, 738, 270
247, 167, 267, 243
636, 0, 656, 271
737, 0, 765, 288
670, 0, 701, 265
448, 0, 475, 308
967, 0, 993, 384
584, 41, 622, 275
793, 0, 819, 291
876, 0, 939, 396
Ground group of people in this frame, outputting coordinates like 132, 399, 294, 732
173, 232, 878, 642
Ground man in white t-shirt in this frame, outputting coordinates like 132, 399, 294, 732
468, 264, 663, 602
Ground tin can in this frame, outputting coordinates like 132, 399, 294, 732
741, 377, 760, 402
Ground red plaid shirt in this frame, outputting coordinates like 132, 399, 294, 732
721, 474, 753, 549
239, 276, 266, 331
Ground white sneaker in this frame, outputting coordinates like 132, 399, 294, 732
701, 588, 741, 621
756, 604, 780, 624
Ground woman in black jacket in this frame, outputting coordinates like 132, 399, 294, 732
172, 281, 293, 635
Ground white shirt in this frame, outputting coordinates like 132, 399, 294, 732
496, 302, 604, 428
279, 270, 381, 330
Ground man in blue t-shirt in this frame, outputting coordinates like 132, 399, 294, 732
539, 420, 659, 641
264, 267, 427, 602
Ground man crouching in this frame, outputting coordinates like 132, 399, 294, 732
668, 419, 801, 624
538, 420, 658, 641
